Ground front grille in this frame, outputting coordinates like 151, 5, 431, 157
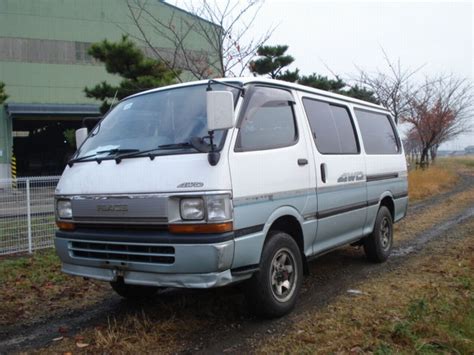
74, 223, 168, 231
73, 217, 168, 225
69, 241, 175, 264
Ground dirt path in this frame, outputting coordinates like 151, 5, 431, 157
195, 208, 474, 354
0, 171, 473, 353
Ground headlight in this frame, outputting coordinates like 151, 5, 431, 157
57, 200, 72, 219
206, 195, 232, 221
180, 198, 205, 220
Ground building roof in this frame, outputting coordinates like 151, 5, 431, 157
6, 103, 100, 117
160, 1, 222, 30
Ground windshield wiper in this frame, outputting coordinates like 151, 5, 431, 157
68, 148, 139, 167
157, 142, 193, 150
113, 142, 198, 164
67, 153, 97, 167
95, 148, 138, 155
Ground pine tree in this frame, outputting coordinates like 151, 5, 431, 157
344, 84, 378, 104
298, 73, 346, 92
0, 82, 8, 104
277, 68, 300, 83
84, 36, 179, 113
249, 45, 295, 79
249, 44, 377, 103
299, 73, 378, 103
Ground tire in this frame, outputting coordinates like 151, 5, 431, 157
110, 278, 159, 300
245, 231, 303, 318
364, 206, 393, 263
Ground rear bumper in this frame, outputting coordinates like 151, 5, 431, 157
54, 228, 250, 288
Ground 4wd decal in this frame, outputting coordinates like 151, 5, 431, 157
337, 171, 364, 183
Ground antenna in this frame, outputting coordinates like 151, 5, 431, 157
108, 90, 119, 112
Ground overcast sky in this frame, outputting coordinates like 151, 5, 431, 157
248, 0, 473, 149
177, 0, 473, 149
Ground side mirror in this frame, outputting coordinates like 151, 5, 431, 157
75, 127, 88, 149
206, 91, 234, 131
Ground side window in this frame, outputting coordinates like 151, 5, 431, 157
354, 109, 400, 154
236, 87, 297, 151
302, 98, 359, 154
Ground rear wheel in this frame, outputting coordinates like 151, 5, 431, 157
364, 206, 393, 262
245, 231, 303, 318
110, 278, 159, 300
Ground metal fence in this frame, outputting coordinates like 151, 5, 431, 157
0, 176, 60, 255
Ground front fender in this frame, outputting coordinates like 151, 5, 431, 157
231, 205, 307, 269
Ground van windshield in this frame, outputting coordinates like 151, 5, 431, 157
75, 83, 239, 160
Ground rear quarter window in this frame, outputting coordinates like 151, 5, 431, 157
354, 109, 400, 154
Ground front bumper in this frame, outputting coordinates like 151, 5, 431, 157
54, 228, 248, 288
61, 262, 241, 288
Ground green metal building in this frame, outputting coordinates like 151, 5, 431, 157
0, 0, 219, 180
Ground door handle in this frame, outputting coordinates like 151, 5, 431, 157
297, 158, 308, 166
320, 163, 327, 183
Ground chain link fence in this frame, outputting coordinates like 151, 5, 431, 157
0, 176, 60, 255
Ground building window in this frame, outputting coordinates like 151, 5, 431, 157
0, 37, 96, 65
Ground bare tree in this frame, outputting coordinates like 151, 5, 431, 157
402, 130, 423, 167
354, 48, 424, 123
124, 0, 273, 81
404, 75, 473, 165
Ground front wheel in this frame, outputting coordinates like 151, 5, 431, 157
245, 231, 303, 318
364, 206, 393, 263
110, 278, 159, 300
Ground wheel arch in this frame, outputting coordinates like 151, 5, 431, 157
378, 193, 395, 220
261, 207, 309, 275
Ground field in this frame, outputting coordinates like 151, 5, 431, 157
261, 219, 474, 354
0, 157, 472, 353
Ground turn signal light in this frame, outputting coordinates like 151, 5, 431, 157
56, 221, 75, 231
169, 222, 233, 234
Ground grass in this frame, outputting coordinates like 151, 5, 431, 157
259, 218, 474, 354
408, 165, 458, 201
0, 248, 65, 284
389, 295, 474, 354
0, 215, 56, 252
42, 291, 240, 353
442, 155, 474, 170
0, 249, 108, 327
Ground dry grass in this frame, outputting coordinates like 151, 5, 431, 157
42, 293, 238, 354
408, 165, 458, 201
259, 219, 474, 354
47, 311, 210, 354
440, 155, 474, 172
408, 155, 474, 202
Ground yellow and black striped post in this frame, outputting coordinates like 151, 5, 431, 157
11, 153, 17, 189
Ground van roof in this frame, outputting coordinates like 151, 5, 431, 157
126, 77, 390, 113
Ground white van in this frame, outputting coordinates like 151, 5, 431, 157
54, 78, 408, 317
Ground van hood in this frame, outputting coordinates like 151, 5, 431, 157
55, 153, 231, 196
